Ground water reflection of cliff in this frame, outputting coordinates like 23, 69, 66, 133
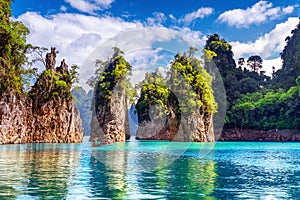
0, 144, 80, 199
89, 144, 218, 199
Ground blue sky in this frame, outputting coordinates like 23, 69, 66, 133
11, 0, 300, 89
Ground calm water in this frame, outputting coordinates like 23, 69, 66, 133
0, 138, 300, 199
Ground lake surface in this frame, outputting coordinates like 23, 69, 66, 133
0, 138, 299, 199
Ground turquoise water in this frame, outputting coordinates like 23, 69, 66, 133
0, 138, 300, 199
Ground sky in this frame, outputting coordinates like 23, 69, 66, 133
11, 0, 300, 90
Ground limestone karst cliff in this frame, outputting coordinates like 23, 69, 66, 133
0, 48, 83, 144
29, 48, 83, 143
0, 91, 34, 143
0, 2, 83, 144
90, 49, 131, 142
135, 53, 216, 142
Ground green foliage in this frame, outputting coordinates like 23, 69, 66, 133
272, 19, 300, 89
227, 85, 300, 130
170, 53, 217, 114
93, 48, 134, 107
136, 51, 217, 125
136, 71, 170, 121
203, 34, 273, 130
0, 0, 31, 95
97, 55, 131, 99
55, 80, 67, 88
29, 67, 77, 102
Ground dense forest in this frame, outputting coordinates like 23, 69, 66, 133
205, 20, 300, 131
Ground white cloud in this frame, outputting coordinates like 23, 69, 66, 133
60, 6, 68, 12
17, 12, 205, 90
146, 12, 167, 26
231, 17, 299, 75
17, 12, 143, 89
217, 1, 297, 28
180, 7, 214, 24
262, 57, 282, 76
81, 27, 205, 88
282, 5, 296, 14
231, 17, 299, 59
169, 14, 176, 21
64, 0, 114, 13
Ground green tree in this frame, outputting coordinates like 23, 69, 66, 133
93, 47, 134, 108
274, 19, 300, 89
0, 0, 30, 94
247, 55, 263, 72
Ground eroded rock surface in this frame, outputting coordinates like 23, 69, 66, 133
0, 48, 83, 144
90, 54, 131, 142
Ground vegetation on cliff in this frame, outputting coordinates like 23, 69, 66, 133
0, 0, 31, 95
136, 50, 216, 141
136, 71, 170, 123
209, 19, 300, 131
0, 1, 83, 143
90, 47, 135, 108
273, 21, 300, 89
90, 47, 133, 142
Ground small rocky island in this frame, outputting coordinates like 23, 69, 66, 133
0, 48, 83, 144
90, 49, 217, 142
135, 53, 217, 142
90, 48, 131, 142
0, 2, 83, 144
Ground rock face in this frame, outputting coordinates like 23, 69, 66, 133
90, 55, 131, 142
173, 114, 214, 142
90, 85, 130, 142
136, 109, 214, 142
135, 70, 215, 142
31, 97, 83, 143
0, 48, 83, 144
220, 129, 300, 142
0, 92, 34, 144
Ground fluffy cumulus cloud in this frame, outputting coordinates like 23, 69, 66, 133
16, 12, 205, 90
16, 12, 143, 89
81, 27, 206, 87
64, 0, 115, 13
217, 1, 297, 28
231, 17, 299, 75
180, 7, 214, 24
146, 12, 167, 26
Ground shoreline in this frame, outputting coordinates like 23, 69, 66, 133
219, 129, 300, 142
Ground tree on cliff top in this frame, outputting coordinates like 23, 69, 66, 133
169, 52, 217, 115
0, 0, 30, 94
90, 47, 135, 109
247, 55, 263, 72
273, 19, 300, 89
136, 70, 170, 122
